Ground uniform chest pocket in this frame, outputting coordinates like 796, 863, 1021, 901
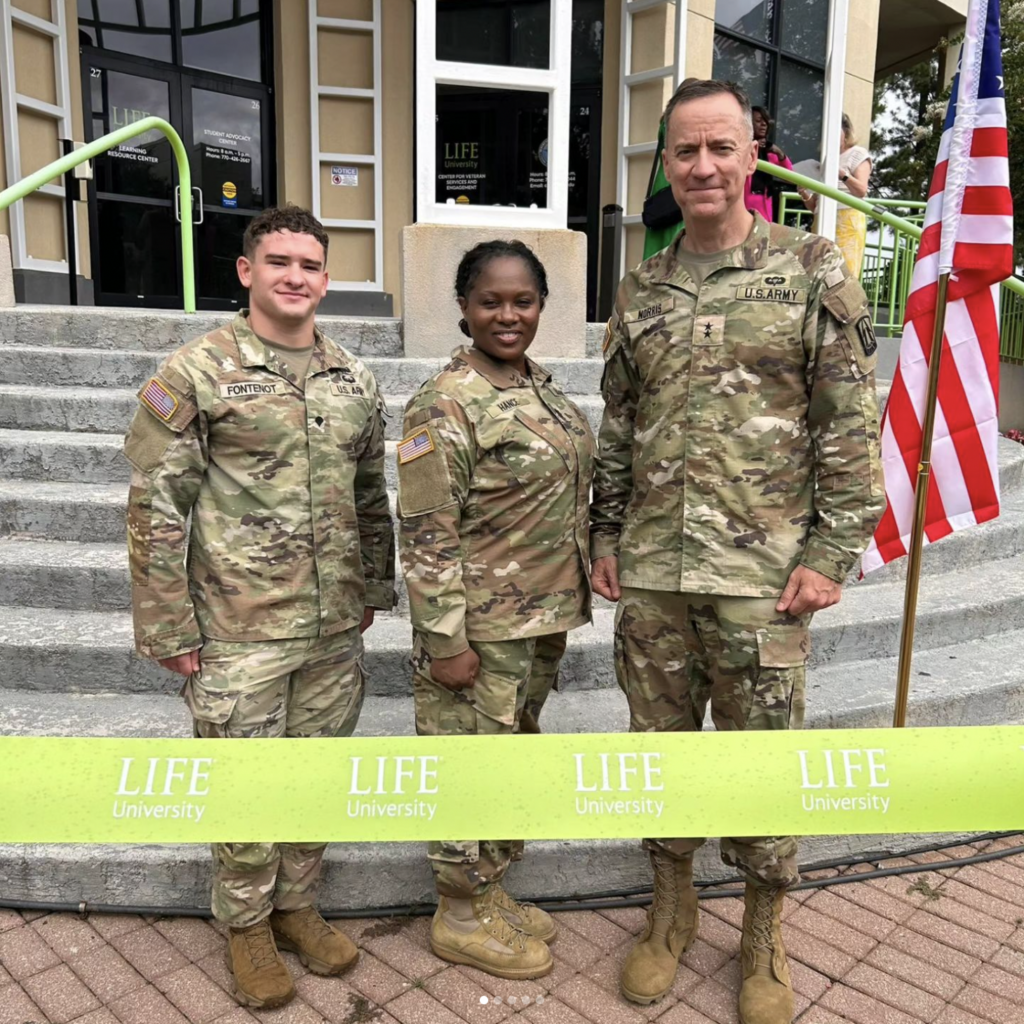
499, 411, 572, 488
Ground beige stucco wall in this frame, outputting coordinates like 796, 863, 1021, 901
277, 0, 411, 307
1, 0, 89, 276
845, 0, 881, 152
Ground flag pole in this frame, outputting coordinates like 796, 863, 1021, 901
893, 271, 951, 728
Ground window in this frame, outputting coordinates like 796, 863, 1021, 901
78, 0, 266, 82
712, 0, 828, 164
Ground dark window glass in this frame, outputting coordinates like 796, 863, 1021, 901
89, 68, 174, 199
715, 0, 774, 44
195, 211, 250, 306
96, 199, 179, 299
436, 1, 550, 69
180, 0, 263, 81
191, 88, 264, 209
571, 0, 603, 84
436, 85, 548, 208
712, 33, 770, 108
78, 0, 173, 62
776, 58, 824, 162
780, 0, 828, 62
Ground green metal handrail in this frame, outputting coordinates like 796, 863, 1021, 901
760, 160, 1024, 362
0, 116, 195, 312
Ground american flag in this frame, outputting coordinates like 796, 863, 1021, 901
397, 429, 434, 464
141, 378, 177, 421
861, 0, 1014, 574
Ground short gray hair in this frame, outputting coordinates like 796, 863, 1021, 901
662, 78, 754, 140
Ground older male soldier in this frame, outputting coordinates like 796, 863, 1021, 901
124, 206, 395, 1010
591, 80, 883, 1022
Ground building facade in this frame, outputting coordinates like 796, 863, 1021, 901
0, 0, 967, 321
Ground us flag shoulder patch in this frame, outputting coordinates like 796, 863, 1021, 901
140, 377, 179, 421
397, 428, 435, 464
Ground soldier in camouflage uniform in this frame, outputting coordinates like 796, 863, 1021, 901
397, 240, 594, 980
591, 82, 883, 1020
124, 206, 395, 1011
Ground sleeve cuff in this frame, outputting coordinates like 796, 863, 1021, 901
137, 632, 203, 662
590, 533, 621, 561
800, 538, 853, 584
425, 628, 469, 660
363, 581, 397, 611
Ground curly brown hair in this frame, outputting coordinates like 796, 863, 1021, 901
242, 205, 329, 260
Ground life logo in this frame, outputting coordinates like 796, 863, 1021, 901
113, 756, 215, 824
346, 755, 440, 822
572, 751, 666, 820
797, 747, 891, 816
221, 181, 238, 208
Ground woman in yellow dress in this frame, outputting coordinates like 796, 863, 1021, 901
800, 113, 872, 276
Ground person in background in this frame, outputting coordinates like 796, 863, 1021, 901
396, 240, 595, 980
800, 112, 872, 276
744, 106, 792, 223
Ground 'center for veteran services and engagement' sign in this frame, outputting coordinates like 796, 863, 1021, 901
1, 728, 1022, 844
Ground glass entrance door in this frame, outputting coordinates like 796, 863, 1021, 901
85, 59, 183, 307
183, 76, 270, 310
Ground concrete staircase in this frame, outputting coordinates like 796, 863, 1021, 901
1, 306, 1022, 912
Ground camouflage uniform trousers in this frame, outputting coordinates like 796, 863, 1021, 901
614, 587, 809, 889
412, 630, 567, 898
184, 627, 365, 927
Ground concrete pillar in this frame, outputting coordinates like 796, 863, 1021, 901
0, 235, 15, 308
400, 224, 587, 359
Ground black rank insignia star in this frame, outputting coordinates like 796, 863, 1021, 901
702, 321, 714, 338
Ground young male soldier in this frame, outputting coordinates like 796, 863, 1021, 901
124, 205, 395, 1010
591, 80, 883, 1022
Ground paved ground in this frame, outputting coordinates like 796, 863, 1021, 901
1, 836, 1023, 1024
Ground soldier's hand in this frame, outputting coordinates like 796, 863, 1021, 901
591, 556, 622, 601
359, 607, 375, 633
158, 649, 201, 676
430, 648, 480, 690
777, 565, 842, 616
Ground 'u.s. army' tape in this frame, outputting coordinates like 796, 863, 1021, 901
1, 727, 1022, 844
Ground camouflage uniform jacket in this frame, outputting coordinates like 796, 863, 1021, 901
591, 213, 884, 596
124, 312, 395, 660
397, 345, 594, 658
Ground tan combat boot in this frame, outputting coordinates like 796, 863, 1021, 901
225, 918, 295, 1009
620, 851, 699, 1005
491, 883, 557, 943
430, 887, 553, 979
738, 883, 793, 1024
270, 906, 359, 975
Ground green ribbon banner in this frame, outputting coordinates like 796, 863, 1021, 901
2, 728, 1022, 844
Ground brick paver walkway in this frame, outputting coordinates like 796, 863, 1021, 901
2, 836, 1023, 1024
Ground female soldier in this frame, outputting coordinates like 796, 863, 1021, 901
396, 240, 594, 980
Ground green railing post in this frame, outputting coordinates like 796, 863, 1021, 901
0, 116, 195, 313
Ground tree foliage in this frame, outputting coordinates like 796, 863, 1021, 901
870, 1, 1024, 261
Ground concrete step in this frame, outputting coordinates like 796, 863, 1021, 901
0, 432, 412, 490
0, 381, 898, 442
0, 625, 1016, 909
3, 432, 1021, 543
0, 429, 126, 484
5, 485, 1024, 616
0, 384, 609, 439
0, 307, 404, 356
0, 346, 606, 396
4, 547, 1024, 695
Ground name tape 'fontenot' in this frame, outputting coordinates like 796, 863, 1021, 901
1, 727, 1021, 844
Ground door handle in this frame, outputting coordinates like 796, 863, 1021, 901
173, 186, 204, 224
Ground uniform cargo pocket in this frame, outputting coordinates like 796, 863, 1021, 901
182, 673, 238, 726
749, 626, 809, 731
